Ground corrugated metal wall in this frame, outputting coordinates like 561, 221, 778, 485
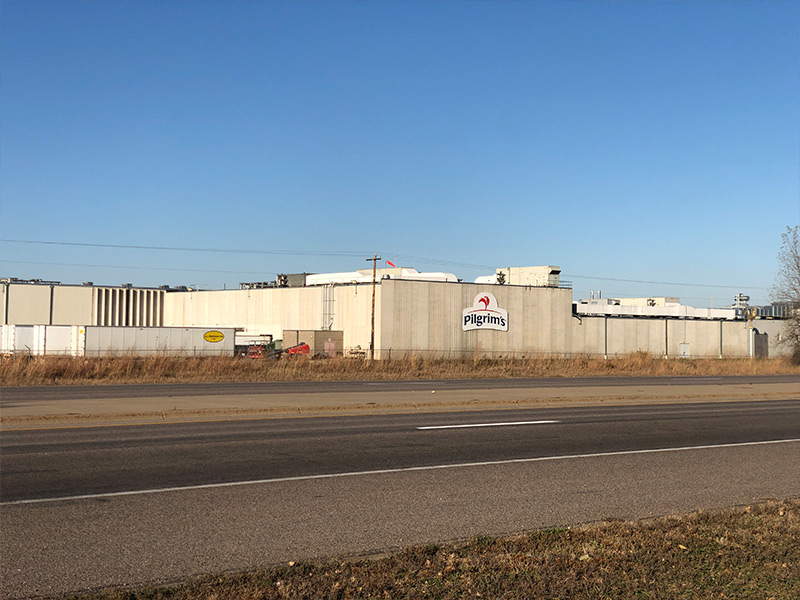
84, 327, 233, 356
1, 325, 234, 356
1, 283, 164, 327
94, 288, 163, 327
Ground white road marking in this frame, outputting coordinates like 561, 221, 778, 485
3, 438, 798, 507
417, 420, 559, 430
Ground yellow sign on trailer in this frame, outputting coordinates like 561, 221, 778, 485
203, 330, 225, 343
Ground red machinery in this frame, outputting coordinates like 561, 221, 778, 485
285, 342, 310, 356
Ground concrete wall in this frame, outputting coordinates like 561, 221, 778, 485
52, 286, 94, 325
2, 284, 52, 325
165, 287, 320, 337
163, 283, 379, 352
335, 284, 382, 353
750, 319, 792, 358
667, 319, 716, 357
162, 280, 766, 359
165, 280, 570, 359
378, 279, 572, 358
571, 317, 669, 357
570, 316, 760, 358
719, 321, 750, 357
3, 279, 781, 359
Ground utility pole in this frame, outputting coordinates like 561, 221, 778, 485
366, 254, 381, 360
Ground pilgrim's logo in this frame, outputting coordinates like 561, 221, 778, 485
463, 293, 508, 332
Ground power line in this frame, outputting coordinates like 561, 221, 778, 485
0, 239, 369, 258
1, 238, 770, 291
0, 260, 277, 277
0, 239, 496, 270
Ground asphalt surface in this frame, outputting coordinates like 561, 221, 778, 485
3, 374, 800, 403
4, 374, 799, 427
2, 400, 799, 503
2, 396, 799, 598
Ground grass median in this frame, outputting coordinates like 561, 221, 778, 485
2, 353, 799, 386
64, 499, 799, 600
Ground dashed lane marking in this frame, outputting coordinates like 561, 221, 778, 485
417, 420, 559, 430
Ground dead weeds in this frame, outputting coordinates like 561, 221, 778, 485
65, 499, 800, 600
1, 353, 798, 387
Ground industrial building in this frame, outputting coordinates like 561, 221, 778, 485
0, 279, 166, 327
0, 266, 785, 358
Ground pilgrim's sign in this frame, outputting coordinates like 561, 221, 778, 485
463, 293, 508, 332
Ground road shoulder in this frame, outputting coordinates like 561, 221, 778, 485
2, 380, 797, 429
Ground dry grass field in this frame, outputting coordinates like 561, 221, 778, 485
63, 499, 799, 600
0, 353, 790, 386
1, 352, 798, 387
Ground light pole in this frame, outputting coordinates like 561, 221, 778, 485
366, 254, 381, 360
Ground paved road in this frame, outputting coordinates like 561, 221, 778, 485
3, 374, 800, 403
2, 398, 799, 598
2, 400, 799, 503
4, 375, 799, 426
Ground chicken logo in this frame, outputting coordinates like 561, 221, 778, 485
463, 293, 508, 332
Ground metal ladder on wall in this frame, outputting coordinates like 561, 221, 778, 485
321, 284, 335, 330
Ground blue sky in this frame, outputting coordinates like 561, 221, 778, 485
1, 0, 798, 306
